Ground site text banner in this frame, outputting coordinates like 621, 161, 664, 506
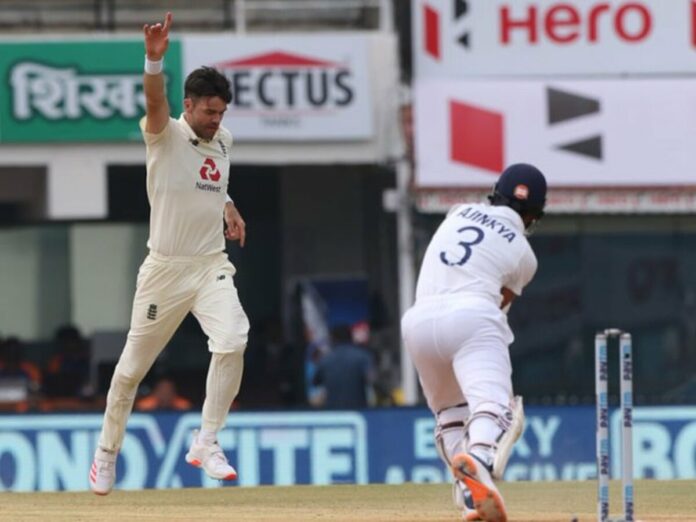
183, 34, 373, 141
414, 0, 696, 77
0, 40, 183, 143
415, 78, 696, 188
1, 406, 695, 491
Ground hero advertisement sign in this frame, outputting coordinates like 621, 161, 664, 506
414, 77, 696, 188
183, 35, 373, 141
414, 0, 696, 77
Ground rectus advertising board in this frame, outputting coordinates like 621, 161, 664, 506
183, 35, 373, 141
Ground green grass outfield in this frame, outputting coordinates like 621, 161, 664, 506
1, 480, 695, 521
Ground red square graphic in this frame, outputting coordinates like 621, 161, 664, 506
449, 100, 504, 173
424, 4, 440, 60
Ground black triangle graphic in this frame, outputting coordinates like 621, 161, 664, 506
557, 136, 603, 160
458, 31, 470, 49
547, 87, 600, 125
454, 0, 469, 19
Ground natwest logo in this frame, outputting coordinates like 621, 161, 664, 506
500, 2, 652, 45
199, 158, 221, 182
216, 51, 354, 112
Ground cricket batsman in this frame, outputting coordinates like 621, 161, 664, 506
401, 164, 547, 522
89, 12, 249, 494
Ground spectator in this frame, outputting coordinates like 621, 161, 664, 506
44, 325, 91, 399
305, 341, 328, 407
349, 320, 394, 406
135, 377, 192, 411
312, 324, 375, 409
0, 337, 42, 412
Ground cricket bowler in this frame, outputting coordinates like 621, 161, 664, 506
89, 12, 249, 494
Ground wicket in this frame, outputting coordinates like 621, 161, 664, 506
595, 329, 634, 522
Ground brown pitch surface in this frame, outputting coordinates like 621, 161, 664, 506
1, 480, 695, 521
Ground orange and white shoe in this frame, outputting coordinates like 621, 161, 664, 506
451, 453, 507, 522
89, 447, 116, 496
185, 430, 237, 481
453, 480, 483, 521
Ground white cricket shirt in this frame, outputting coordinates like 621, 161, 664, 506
139, 115, 233, 257
415, 202, 537, 307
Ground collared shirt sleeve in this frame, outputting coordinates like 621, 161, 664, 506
139, 116, 174, 146
505, 247, 538, 296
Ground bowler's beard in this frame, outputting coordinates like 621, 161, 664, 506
185, 114, 216, 141
193, 123, 216, 141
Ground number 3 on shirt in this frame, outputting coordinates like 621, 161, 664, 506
440, 226, 484, 266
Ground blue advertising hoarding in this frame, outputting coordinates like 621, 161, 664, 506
1, 406, 695, 491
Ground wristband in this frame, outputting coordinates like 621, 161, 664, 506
144, 56, 163, 75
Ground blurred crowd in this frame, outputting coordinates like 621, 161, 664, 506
0, 325, 192, 413
0, 319, 399, 414
5, 310, 693, 414
0, 326, 92, 412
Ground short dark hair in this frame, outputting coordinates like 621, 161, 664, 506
184, 66, 232, 103
330, 324, 354, 345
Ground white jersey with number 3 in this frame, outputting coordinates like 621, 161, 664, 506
415, 202, 537, 308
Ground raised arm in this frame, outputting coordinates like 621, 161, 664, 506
143, 12, 172, 134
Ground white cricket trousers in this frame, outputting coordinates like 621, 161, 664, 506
98, 251, 249, 452
401, 296, 514, 417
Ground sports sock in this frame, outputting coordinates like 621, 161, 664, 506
201, 351, 244, 433
197, 429, 217, 445
468, 416, 501, 468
